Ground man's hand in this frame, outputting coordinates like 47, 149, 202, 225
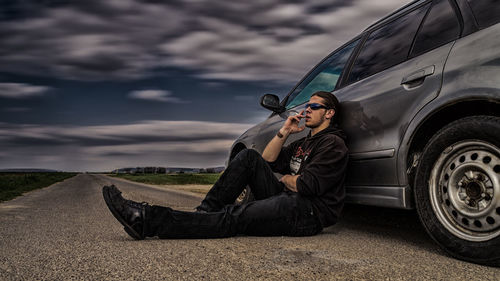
280, 174, 299, 192
282, 110, 306, 135
262, 111, 305, 162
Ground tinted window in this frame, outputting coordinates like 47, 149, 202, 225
347, 4, 430, 84
411, 0, 460, 57
467, 0, 500, 29
285, 39, 359, 109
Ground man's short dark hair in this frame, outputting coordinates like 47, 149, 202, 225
311, 91, 340, 125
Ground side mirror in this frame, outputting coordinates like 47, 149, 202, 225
260, 94, 285, 113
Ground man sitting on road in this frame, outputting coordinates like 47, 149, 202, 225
102, 91, 348, 239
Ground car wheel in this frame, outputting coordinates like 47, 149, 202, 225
234, 186, 254, 205
414, 115, 500, 266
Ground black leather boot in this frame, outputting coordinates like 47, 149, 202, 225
102, 185, 148, 240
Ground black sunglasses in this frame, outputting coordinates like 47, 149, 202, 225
305, 103, 328, 110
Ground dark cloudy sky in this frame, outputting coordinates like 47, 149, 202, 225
0, 0, 403, 172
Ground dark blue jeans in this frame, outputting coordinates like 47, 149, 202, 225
144, 149, 322, 238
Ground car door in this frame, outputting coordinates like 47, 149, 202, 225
335, 0, 461, 187
252, 39, 360, 153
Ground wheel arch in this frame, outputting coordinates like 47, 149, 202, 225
401, 98, 500, 193
230, 142, 247, 161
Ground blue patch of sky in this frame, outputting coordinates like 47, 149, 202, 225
0, 67, 293, 126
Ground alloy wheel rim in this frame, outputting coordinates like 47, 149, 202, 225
429, 140, 500, 242
236, 188, 248, 203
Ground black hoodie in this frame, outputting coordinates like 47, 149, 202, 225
268, 126, 348, 227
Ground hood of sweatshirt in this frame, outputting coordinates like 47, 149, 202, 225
307, 124, 347, 142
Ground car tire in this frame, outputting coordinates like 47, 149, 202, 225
414, 115, 500, 266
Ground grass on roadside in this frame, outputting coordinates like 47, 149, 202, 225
111, 173, 221, 185
0, 173, 78, 202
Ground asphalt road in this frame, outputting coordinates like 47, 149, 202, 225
0, 174, 498, 280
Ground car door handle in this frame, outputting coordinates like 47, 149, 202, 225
401, 65, 435, 85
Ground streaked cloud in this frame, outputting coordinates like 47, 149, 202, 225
128, 90, 187, 103
0, 0, 403, 83
2, 107, 31, 112
0, 120, 253, 171
0, 83, 51, 99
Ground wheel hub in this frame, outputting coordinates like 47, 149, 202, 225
465, 181, 481, 199
457, 171, 491, 208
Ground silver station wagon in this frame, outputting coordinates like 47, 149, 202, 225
228, 0, 500, 266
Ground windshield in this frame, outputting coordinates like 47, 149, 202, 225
285, 39, 359, 109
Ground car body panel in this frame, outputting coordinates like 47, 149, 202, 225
336, 42, 454, 187
228, 0, 500, 210
397, 23, 500, 186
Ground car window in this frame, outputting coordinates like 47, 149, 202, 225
346, 3, 430, 84
410, 0, 460, 58
466, 0, 500, 29
285, 39, 359, 109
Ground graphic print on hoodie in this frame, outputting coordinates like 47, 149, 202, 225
290, 146, 312, 175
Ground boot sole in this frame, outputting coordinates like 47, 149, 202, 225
102, 186, 144, 240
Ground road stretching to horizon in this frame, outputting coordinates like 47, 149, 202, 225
0, 174, 498, 280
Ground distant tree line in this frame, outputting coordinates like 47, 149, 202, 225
111, 166, 224, 174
